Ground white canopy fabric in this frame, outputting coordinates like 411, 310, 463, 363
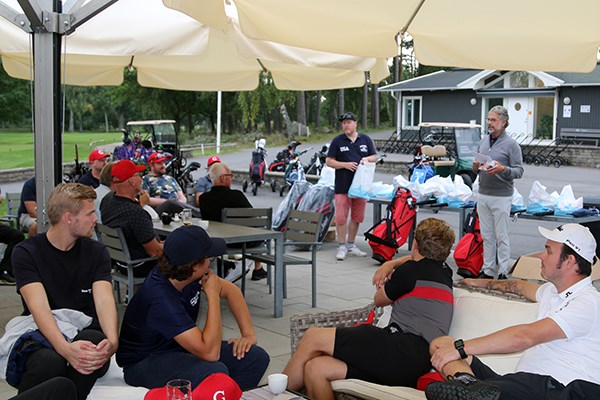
0, 0, 389, 90
174, 0, 600, 73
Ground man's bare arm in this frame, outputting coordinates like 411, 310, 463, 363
460, 278, 540, 302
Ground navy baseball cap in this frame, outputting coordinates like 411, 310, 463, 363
339, 112, 357, 122
164, 226, 226, 266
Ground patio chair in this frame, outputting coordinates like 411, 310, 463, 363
247, 209, 323, 307
0, 193, 22, 230
95, 224, 157, 304
221, 207, 272, 294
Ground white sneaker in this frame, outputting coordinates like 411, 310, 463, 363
347, 245, 367, 257
225, 263, 243, 282
336, 245, 348, 261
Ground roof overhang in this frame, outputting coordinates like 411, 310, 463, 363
476, 88, 556, 97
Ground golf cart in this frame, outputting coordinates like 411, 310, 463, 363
125, 120, 178, 155
418, 122, 482, 187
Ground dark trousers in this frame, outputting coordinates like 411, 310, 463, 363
17, 329, 110, 400
0, 224, 25, 271
471, 356, 600, 400
123, 341, 270, 391
11, 377, 76, 400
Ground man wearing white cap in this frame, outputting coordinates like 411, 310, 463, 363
77, 150, 110, 189
194, 155, 221, 206
426, 223, 600, 400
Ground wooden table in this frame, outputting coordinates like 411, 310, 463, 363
153, 219, 285, 318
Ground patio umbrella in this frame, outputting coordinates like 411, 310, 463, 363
0, 0, 389, 90
167, 0, 600, 73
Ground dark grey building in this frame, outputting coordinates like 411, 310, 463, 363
379, 65, 600, 144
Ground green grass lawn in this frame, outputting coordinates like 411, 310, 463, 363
0, 131, 123, 170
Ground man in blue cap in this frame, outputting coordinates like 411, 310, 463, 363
116, 225, 269, 391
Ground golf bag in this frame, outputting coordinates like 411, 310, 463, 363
296, 185, 335, 243
364, 187, 417, 264
272, 181, 312, 231
454, 208, 484, 278
249, 148, 267, 183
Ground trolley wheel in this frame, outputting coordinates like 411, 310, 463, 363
279, 186, 286, 197
553, 159, 562, 168
524, 155, 533, 164
533, 157, 542, 166
543, 158, 551, 167
270, 181, 276, 192
252, 182, 258, 196
242, 181, 248, 192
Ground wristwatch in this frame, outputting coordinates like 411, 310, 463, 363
454, 339, 468, 359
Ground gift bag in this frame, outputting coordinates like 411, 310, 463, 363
348, 162, 376, 199
370, 182, 395, 199
526, 181, 554, 214
511, 188, 525, 211
317, 165, 335, 187
410, 165, 434, 184
447, 175, 473, 208
555, 185, 583, 216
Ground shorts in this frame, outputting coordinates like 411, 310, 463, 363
333, 324, 431, 387
334, 194, 367, 225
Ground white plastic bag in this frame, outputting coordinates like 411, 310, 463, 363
317, 165, 335, 187
393, 174, 412, 189
511, 188, 525, 211
555, 185, 583, 216
370, 182, 395, 199
447, 175, 472, 207
526, 181, 554, 214
348, 162, 376, 199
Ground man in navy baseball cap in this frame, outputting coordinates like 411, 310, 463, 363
116, 225, 269, 392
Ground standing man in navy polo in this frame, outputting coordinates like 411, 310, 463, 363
326, 112, 378, 261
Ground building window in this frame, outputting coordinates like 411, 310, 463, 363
403, 97, 422, 128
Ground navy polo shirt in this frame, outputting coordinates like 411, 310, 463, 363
327, 133, 376, 194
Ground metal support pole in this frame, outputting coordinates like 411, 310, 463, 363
216, 91, 222, 154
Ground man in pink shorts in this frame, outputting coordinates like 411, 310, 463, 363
326, 112, 378, 260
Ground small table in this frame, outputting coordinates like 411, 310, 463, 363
242, 386, 307, 399
153, 219, 285, 318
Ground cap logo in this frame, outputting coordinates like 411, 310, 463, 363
213, 390, 225, 400
565, 238, 581, 253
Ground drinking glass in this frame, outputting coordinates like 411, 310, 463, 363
181, 209, 193, 226
166, 379, 192, 400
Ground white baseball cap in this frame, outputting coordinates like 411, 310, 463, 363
538, 224, 597, 264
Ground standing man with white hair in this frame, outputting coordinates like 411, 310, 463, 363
474, 105, 523, 279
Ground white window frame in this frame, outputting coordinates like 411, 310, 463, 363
402, 96, 422, 129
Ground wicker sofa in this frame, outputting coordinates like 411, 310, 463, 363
289, 286, 539, 400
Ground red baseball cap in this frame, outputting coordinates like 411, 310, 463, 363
207, 155, 221, 167
143, 374, 241, 400
111, 160, 146, 183
89, 149, 110, 163
148, 152, 171, 164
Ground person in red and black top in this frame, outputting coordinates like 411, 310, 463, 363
283, 218, 456, 400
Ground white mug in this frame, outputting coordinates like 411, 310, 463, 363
267, 373, 288, 395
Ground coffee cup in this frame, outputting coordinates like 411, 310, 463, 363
267, 373, 288, 395
161, 212, 173, 225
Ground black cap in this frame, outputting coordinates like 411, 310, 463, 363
339, 112, 357, 122
163, 226, 226, 266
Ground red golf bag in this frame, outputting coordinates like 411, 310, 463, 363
364, 187, 417, 264
454, 208, 484, 278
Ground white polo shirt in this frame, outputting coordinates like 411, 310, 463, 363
516, 277, 600, 385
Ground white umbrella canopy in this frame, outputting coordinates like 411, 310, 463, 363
0, 0, 389, 90
174, 0, 600, 73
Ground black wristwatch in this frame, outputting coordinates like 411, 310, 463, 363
454, 339, 468, 359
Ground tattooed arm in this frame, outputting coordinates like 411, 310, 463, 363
459, 278, 540, 302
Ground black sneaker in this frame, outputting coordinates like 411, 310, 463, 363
425, 372, 500, 400
251, 268, 268, 281
0, 270, 16, 286
498, 274, 508, 280
477, 271, 494, 279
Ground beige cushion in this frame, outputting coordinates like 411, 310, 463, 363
332, 287, 539, 399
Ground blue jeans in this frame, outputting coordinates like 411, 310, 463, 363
122, 341, 269, 391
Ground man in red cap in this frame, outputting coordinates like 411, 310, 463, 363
194, 155, 221, 206
77, 150, 110, 189
143, 153, 187, 208
100, 160, 163, 278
